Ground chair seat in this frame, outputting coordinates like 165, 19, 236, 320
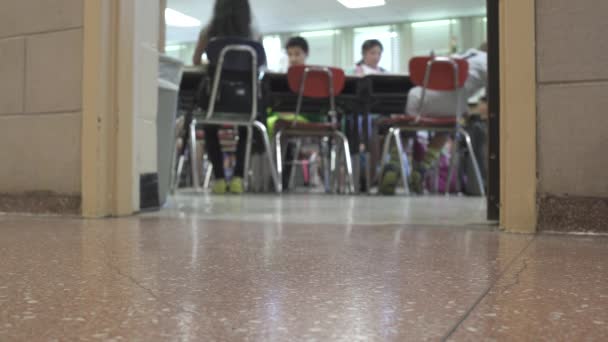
379, 115, 457, 128
275, 119, 337, 133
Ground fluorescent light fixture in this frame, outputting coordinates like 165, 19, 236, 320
411, 20, 452, 28
337, 0, 386, 9
165, 8, 201, 28
300, 30, 339, 38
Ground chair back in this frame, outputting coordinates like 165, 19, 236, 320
408, 56, 469, 118
205, 37, 267, 71
287, 65, 345, 118
409, 56, 469, 91
199, 38, 266, 122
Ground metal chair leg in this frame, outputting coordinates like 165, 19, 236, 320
189, 119, 201, 191
243, 125, 254, 191
336, 131, 356, 194
460, 128, 486, 197
253, 121, 282, 193
274, 130, 284, 192
173, 155, 185, 192
170, 139, 181, 194
288, 139, 303, 191
378, 127, 395, 185
445, 133, 460, 196
392, 128, 410, 195
321, 137, 331, 193
330, 139, 338, 193
203, 162, 213, 189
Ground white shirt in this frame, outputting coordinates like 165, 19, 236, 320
406, 49, 488, 117
355, 64, 386, 76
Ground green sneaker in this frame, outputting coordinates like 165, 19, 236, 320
212, 179, 228, 194
379, 164, 400, 196
408, 169, 425, 195
229, 177, 244, 195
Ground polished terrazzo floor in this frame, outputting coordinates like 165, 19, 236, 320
0, 194, 607, 341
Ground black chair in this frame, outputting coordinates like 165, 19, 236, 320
187, 37, 281, 193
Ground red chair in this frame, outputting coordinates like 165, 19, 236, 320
378, 56, 485, 195
273, 65, 355, 193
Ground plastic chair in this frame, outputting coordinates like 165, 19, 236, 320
186, 37, 281, 193
273, 65, 355, 194
378, 56, 485, 196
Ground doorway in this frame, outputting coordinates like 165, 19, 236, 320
82, 0, 538, 233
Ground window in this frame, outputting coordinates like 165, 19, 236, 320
299, 30, 339, 67
411, 20, 453, 56
262, 35, 284, 72
353, 25, 399, 72
165, 42, 197, 64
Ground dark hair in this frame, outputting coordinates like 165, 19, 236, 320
357, 39, 384, 66
207, 0, 252, 38
285, 37, 309, 55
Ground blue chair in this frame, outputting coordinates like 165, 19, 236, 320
187, 37, 281, 193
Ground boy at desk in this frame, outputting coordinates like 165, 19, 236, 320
267, 37, 323, 190
267, 36, 312, 137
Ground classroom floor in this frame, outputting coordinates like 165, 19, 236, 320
1, 194, 607, 341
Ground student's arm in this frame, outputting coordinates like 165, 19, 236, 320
192, 27, 209, 66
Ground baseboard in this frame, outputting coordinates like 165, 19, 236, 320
140, 173, 160, 211
538, 194, 608, 233
0, 192, 81, 215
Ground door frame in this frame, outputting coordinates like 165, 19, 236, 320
486, 0, 500, 221
81, 0, 539, 232
81, 0, 136, 217
497, 0, 537, 233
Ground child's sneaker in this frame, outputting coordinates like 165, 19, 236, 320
229, 177, 244, 195
212, 179, 228, 194
379, 163, 400, 195
408, 169, 424, 194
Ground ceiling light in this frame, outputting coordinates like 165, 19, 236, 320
165, 8, 201, 28
337, 0, 386, 9
300, 30, 339, 38
411, 20, 452, 28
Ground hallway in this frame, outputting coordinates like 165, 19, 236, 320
0, 195, 607, 341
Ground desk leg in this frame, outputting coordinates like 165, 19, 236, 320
361, 112, 373, 195
351, 153, 361, 194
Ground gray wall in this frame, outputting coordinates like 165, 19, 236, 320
536, 0, 608, 198
0, 0, 83, 195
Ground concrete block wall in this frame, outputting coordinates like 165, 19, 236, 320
0, 0, 83, 198
536, 0, 608, 231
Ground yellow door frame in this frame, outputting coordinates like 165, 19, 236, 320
499, 0, 537, 233
81, 0, 135, 217
81, 0, 539, 232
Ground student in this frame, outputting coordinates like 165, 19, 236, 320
192, 0, 260, 194
267, 37, 314, 137
286, 36, 309, 67
267, 36, 319, 189
353, 40, 387, 190
355, 39, 387, 76
380, 43, 488, 195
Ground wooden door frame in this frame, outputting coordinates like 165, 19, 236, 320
81, 0, 538, 232
81, 0, 135, 217
498, 0, 537, 233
